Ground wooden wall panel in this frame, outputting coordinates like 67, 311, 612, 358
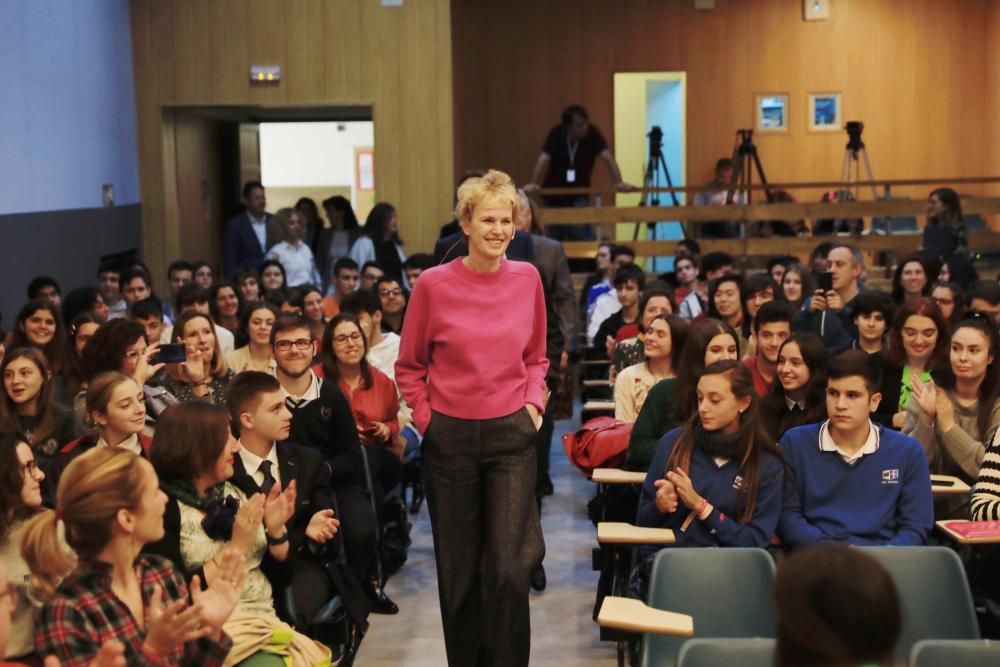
453, 0, 993, 207
987, 2, 1000, 208
130, 0, 453, 283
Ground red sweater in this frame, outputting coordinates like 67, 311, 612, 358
395, 258, 549, 432
336, 367, 400, 443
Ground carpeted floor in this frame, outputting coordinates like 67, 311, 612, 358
357, 405, 617, 665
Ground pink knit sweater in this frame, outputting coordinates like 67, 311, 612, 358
395, 258, 549, 432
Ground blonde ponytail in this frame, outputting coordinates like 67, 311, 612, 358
21, 510, 76, 597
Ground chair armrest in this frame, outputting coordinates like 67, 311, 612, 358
597, 596, 694, 636
597, 522, 676, 545
592, 468, 646, 485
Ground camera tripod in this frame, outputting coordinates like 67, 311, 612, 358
833, 121, 878, 234
635, 126, 680, 241
725, 129, 773, 236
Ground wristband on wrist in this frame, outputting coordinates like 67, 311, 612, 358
696, 499, 711, 520
266, 530, 289, 546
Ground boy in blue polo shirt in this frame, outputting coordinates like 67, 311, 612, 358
779, 349, 933, 548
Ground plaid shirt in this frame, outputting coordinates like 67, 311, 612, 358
35, 555, 232, 667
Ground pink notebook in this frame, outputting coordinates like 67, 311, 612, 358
943, 521, 1000, 538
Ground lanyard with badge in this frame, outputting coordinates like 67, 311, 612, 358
566, 133, 579, 184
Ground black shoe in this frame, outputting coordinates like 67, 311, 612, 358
339, 621, 366, 666
365, 578, 400, 615
530, 564, 547, 592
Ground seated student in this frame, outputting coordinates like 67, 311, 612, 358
0, 349, 76, 471
210, 281, 243, 339
780, 263, 812, 313
260, 259, 288, 297
225, 301, 278, 374
763, 333, 828, 442
579, 242, 613, 317
739, 273, 780, 345
26, 276, 61, 308
62, 312, 102, 403
165, 259, 195, 320
118, 267, 172, 327
359, 261, 385, 293
402, 252, 434, 288
146, 401, 333, 666
131, 296, 166, 347
291, 284, 326, 342
60, 287, 110, 328
80, 318, 178, 423
903, 313, 1000, 517
891, 254, 933, 305
592, 263, 645, 348
707, 273, 747, 355
321, 315, 404, 510
160, 283, 237, 357
636, 361, 784, 558
774, 545, 900, 667
375, 277, 407, 336
224, 373, 370, 634
153, 311, 234, 405
587, 245, 636, 338
626, 318, 740, 471
930, 281, 966, 327
340, 290, 400, 379
613, 287, 674, 375
873, 298, 949, 429
969, 279, 1000, 324
322, 257, 359, 318
671, 254, 700, 307
851, 290, 894, 355
973, 428, 1000, 520
269, 314, 390, 614
235, 268, 261, 304
678, 251, 733, 321
614, 314, 687, 423
743, 301, 792, 397
778, 350, 934, 549
53, 372, 151, 499
7, 301, 65, 377
22, 447, 242, 666
0, 433, 47, 663
793, 244, 865, 355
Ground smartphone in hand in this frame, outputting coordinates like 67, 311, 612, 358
151, 343, 187, 364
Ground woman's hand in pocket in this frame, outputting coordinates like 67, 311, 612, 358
525, 404, 543, 431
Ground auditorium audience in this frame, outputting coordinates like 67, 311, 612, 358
938, 254, 979, 288
0, 432, 45, 662
851, 290, 894, 355
678, 251, 733, 321
60, 287, 110, 327
931, 281, 965, 325
294, 196, 324, 254
321, 257, 359, 318
874, 298, 949, 429
923, 187, 967, 260
636, 361, 784, 566
614, 314, 687, 423
763, 333, 828, 441
778, 350, 933, 548
613, 286, 674, 374
743, 301, 792, 397
579, 242, 612, 316
117, 267, 158, 321
62, 312, 102, 399
626, 318, 740, 471
903, 313, 999, 515
972, 429, 1000, 521
339, 290, 400, 380
672, 254, 700, 306
192, 261, 214, 290
131, 297, 166, 348
318, 195, 361, 285
793, 244, 865, 354
153, 311, 233, 405
292, 285, 326, 342
739, 273, 780, 338
774, 545, 900, 667
265, 208, 322, 288
591, 264, 644, 348
225, 301, 278, 374
97, 259, 125, 319
259, 259, 287, 294
145, 402, 332, 665
401, 253, 434, 289
586, 245, 636, 329
209, 282, 242, 336
163, 284, 237, 357
359, 261, 385, 292
235, 268, 261, 304
969, 279, 1000, 324
223, 180, 273, 277
891, 253, 933, 304
0, 349, 75, 472
351, 204, 407, 287
165, 260, 194, 318
7, 301, 64, 377
22, 447, 242, 666
26, 277, 61, 309
707, 274, 746, 354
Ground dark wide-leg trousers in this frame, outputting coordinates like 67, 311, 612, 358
423, 408, 546, 667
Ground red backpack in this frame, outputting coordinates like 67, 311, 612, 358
561, 416, 633, 476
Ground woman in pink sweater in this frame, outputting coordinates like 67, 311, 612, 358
395, 169, 548, 667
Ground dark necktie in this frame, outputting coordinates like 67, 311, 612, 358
258, 460, 276, 495
285, 397, 304, 413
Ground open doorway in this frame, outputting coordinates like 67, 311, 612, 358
161, 106, 373, 277
613, 72, 686, 272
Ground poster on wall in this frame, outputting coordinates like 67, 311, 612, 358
808, 92, 842, 132
754, 93, 789, 133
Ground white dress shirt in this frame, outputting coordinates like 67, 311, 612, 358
238, 441, 281, 490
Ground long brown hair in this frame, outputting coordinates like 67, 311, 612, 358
675, 318, 742, 421
320, 313, 373, 390
883, 297, 949, 372
170, 311, 227, 379
665, 361, 782, 523
0, 431, 39, 544
7, 300, 65, 374
0, 348, 58, 448
151, 402, 231, 481
21, 448, 147, 595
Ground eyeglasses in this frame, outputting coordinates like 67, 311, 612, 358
379, 288, 403, 297
333, 332, 363, 345
274, 339, 313, 352
20, 460, 39, 478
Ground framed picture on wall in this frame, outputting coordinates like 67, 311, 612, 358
754, 93, 789, 133
808, 92, 842, 131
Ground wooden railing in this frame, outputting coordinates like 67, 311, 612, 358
535, 178, 1000, 260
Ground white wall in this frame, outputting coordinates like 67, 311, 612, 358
0, 0, 139, 214
259, 121, 374, 187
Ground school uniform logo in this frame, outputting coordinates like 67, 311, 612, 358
881, 468, 900, 484
732, 475, 746, 491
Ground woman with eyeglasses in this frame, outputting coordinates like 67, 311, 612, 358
321, 314, 403, 518
0, 432, 47, 662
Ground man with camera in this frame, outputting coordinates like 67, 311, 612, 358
793, 244, 866, 355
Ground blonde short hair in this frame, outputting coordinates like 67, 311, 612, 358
454, 169, 519, 223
